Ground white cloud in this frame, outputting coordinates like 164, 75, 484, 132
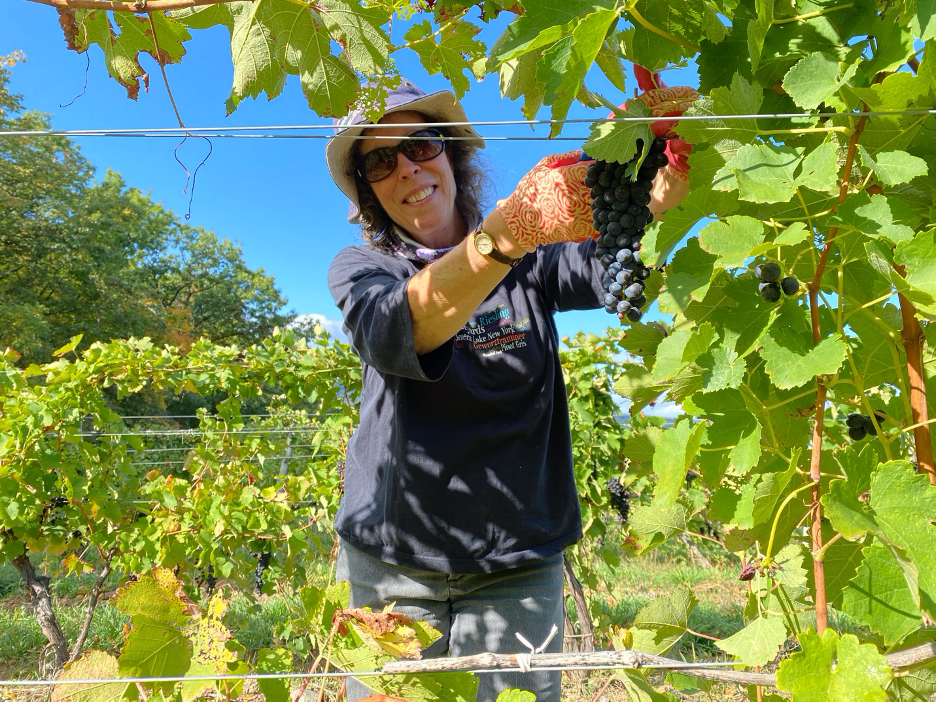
289, 313, 348, 343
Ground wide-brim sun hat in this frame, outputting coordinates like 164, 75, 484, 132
325, 77, 485, 221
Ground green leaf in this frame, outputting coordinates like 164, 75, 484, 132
822, 445, 880, 541
119, 614, 192, 685
657, 239, 717, 314
651, 329, 693, 385
624, 0, 702, 72
676, 73, 763, 146
495, 690, 536, 702
630, 586, 697, 655
716, 143, 803, 203
694, 389, 762, 486
594, 39, 627, 91
583, 98, 653, 164
795, 142, 839, 193
747, 0, 772, 73
759, 332, 847, 390
406, 21, 486, 101
868, 461, 936, 620
698, 345, 745, 393
715, 615, 786, 667
698, 215, 767, 269
255, 648, 292, 702
72, 11, 145, 99
489, 0, 614, 65
318, 0, 389, 75
652, 420, 705, 508
776, 628, 891, 701
782, 52, 856, 110
628, 501, 689, 554
538, 9, 619, 137
172, 2, 286, 113
52, 651, 135, 702
828, 192, 914, 244
858, 147, 929, 187
111, 568, 193, 629
497, 48, 544, 121
841, 543, 922, 646
886, 666, 936, 701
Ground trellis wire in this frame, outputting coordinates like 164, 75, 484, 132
0, 660, 742, 687
1, 106, 935, 139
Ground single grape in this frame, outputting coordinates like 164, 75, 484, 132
603, 293, 618, 307
760, 261, 782, 282
600, 254, 614, 268
848, 425, 867, 441
617, 300, 632, 314
759, 281, 781, 302
631, 294, 647, 309
609, 282, 623, 295
616, 270, 632, 285
626, 307, 643, 323
604, 304, 617, 314
624, 283, 644, 299
862, 415, 879, 436
780, 276, 800, 296
845, 412, 865, 429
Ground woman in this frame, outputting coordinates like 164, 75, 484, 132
325, 77, 685, 701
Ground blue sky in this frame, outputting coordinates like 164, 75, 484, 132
3, 2, 698, 342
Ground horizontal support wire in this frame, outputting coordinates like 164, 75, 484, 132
0, 660, 741, 687
1, 108, 934, 139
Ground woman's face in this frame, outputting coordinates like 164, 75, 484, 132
358, 111, 465, 248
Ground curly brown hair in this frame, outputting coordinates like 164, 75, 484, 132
349, 118, 492, 253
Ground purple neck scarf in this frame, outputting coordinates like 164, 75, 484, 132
385, 226, 458, 265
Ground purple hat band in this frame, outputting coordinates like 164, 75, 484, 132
324, 78, 485, 222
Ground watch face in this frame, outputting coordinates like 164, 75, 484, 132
475, 232, 494, 255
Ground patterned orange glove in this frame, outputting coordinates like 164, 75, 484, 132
496, 150, 595, 252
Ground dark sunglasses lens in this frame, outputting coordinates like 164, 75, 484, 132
401, 131, 444, 162
361, 148, 397, 182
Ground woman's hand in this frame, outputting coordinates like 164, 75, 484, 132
496, 150, 595, 252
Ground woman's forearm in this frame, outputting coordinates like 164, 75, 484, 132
406, 209, 526, 355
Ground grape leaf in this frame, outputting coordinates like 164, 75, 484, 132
697, 13, 753, 92
710, 277, 778, 356
266, 2, 359, 117
698, 345, 745, 393
624, 0, 703, 72
253, 648, 292, 702
118, 614, 193, 688
841, 543, 923, 646
652, 420, 705, 508
716, 143, 803, 203
594, 39, 627, 91
715, 615, 786, 667
630, 586, 697, 655
538, 9, 618, 137
617, 322, 667, 360
827, 192, 914, 244
657, 239, 718, 314
895, 230, 936, 309
676, 73, 763, 146
172, 2, 286, 113
776, 628, 891, 701
489, 0, 615, 65
795, 141, 839, 193
51, 651, 134, 702
495, 690, 536, 702
111, 568, 195, 629
759, 332, 847, 390
868, 461, 936, 620
886, 666, 936, 701
642, 188, 739, 270
318, 0, 390, 76
698, 215, 767, 269
859, 146, 929, 187
582, 98, 653, 164
781, 51, 856, 110
628, 500, 689, 553
651, 329, 693, 385
822, 444, 878, 540
693, 389, 762, 486
405, 20, 486, 101
747, 0, 773, 73
497, 48, 544, 121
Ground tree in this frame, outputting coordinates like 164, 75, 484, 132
0, 58, 290, 365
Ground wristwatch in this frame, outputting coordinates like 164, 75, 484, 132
472, 229, 523, 268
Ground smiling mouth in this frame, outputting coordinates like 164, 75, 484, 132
404, 186, 435, 204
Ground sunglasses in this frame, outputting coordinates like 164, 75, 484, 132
355, 128, 446, 183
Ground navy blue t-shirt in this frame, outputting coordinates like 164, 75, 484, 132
327, 240, 604, 573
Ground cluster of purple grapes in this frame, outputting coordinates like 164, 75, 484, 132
846, 411, 886, 441
586, 138, 668, 322
754, 261, 800, 301
255, 551, 272, 595
606, 477, 631, 523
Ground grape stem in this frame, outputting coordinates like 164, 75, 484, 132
771, 3, 855, 24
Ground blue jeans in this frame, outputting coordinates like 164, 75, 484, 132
336, 537, 565, 702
